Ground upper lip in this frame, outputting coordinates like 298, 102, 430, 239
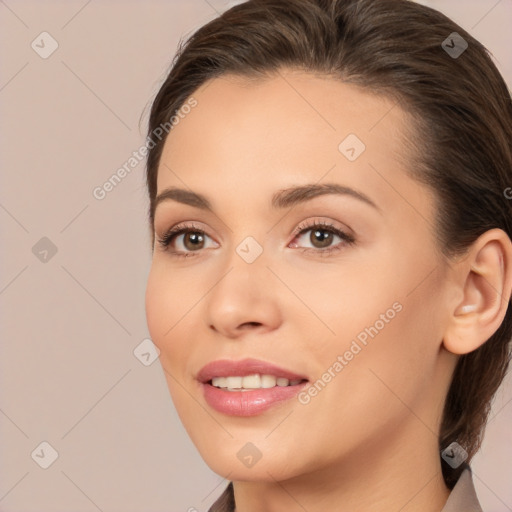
197, 358, 309, 383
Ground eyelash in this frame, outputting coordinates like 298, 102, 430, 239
156, 219, 356, 258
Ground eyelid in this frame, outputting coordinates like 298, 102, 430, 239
156, 221, 216, 250
289, 218, 356, 253
156, 217, 355, 256
291, 217, 352, 237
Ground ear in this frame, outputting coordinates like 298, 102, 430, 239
443, 228, 512, 355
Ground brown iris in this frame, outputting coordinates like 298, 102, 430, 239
310, 228, 333, 249
183, 231, 205, 251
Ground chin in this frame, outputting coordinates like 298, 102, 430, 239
204, 442, 308, 480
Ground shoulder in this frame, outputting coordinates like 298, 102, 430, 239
208, 465, 485, 512
441, 464, 483, 512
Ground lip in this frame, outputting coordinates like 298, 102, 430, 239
196, 358, 308, 383
197, 358, 309, 417
201, 382, 308, 416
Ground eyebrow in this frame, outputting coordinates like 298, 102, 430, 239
152, 182, 381, 217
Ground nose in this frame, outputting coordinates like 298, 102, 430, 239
204, 251, 283, 340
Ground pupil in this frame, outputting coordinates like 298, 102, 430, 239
185, 232, 204, 250
312, 229, 332, 248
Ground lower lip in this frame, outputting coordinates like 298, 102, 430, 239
201, 381, 308, 416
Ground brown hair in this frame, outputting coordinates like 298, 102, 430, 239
145, 0, 512, 492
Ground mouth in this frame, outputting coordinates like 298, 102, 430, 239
197, 357, 309, 385
206, 374, 308, 391
197, 358, 309, 416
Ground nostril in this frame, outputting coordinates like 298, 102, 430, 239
243, 322, 261, 328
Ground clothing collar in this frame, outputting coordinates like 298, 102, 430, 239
209, 464, 483, 512
440, 464, 483, 512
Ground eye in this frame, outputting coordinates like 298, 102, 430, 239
156, 222, 217, 258
289, 219, 355, 255
156, 219, 355, 258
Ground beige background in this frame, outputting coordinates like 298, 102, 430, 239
1, 0, 511, 510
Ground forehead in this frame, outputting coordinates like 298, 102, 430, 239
156, 70, 418, 212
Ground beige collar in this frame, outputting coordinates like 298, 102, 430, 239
440, 466, 483, 512
209, 465, 484, 511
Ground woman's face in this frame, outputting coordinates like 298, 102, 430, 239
145, 70, 458, 482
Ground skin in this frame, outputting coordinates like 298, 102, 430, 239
145, 69, 512, 512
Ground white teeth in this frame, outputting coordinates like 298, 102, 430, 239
211, 374, 304, 390
261, 374, 277, 388
242, 374, 261, 388
212, 377, 228, 388
226, 376, 242, 389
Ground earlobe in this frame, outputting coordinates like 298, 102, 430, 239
443, 228, 512, 356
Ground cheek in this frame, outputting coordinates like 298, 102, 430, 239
311, 251, 444, 414
145, 261, 208, 386
145, 264, 184, 354
145, 266, 166, 343
291, 296, 440, 464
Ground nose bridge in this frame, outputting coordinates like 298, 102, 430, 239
203, 229, 282, 337
218, 198, 272, 271
218, 231, 270, 298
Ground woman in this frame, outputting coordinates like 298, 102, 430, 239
144, 0, 512, 510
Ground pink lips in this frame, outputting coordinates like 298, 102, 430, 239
197, 358, 309, 417
197, 358, 308, 383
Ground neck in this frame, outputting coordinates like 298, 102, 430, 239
232, 417, 451, 512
